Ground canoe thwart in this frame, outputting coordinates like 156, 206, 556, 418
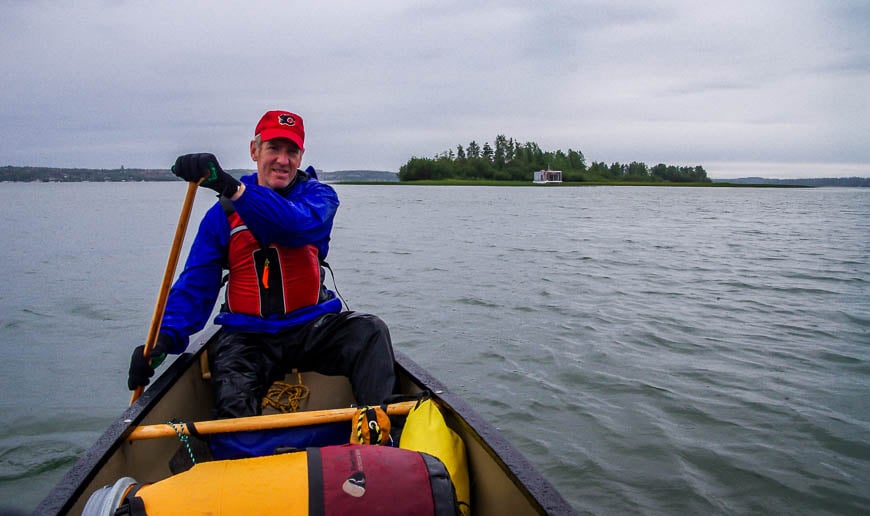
128, 400, 418, 441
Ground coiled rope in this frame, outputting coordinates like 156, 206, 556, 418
261, 373, 310, 413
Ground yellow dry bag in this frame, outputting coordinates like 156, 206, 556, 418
400, 394, 470, 516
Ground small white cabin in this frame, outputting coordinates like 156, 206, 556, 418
533, 169, 563, 183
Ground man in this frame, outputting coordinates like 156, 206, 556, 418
128, 110, 396, 419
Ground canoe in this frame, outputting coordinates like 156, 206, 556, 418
38, 326, 575, 515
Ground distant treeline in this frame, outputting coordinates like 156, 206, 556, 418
0, 166, 178, 182
398, 135, 710, 183
714, 176, 870, 187
0, 166, 397, 183
318, 170, 398, 182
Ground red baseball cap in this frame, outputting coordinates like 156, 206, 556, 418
254, 110, 305, 150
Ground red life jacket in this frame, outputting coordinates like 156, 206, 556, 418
224, 210, 321, 318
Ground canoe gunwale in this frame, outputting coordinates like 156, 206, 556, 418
393, 349, 574, 515
35, 326, 219, 515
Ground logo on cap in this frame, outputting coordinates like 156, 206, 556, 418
278, 114, 296, 127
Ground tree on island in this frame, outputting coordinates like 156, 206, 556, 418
398, 136, 710, 183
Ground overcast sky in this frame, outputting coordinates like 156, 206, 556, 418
1, 1, 867, 179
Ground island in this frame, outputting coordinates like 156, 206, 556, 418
398, 135, 711, 184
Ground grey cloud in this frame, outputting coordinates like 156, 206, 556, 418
0, 0, 867, 178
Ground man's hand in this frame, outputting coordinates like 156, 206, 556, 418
127, 333, 173, 390
172, 153, 241, 198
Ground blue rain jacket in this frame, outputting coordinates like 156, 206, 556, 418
159, 168, 341, 354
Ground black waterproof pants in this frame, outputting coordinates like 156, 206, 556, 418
208, 311, 396, 419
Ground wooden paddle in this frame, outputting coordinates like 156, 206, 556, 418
128, 400, 417, 440
130, 180, 201, 405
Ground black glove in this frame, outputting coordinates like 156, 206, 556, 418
172, 153, 240, 198
127, 333, 173, 390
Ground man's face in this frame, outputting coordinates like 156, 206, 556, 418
250, 137, 304, 190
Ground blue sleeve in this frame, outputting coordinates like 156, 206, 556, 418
230, 178, 339, 253
159, 203, 229, 353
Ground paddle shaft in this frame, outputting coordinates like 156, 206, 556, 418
128, 400, 417, 440
130, 180, 201, 405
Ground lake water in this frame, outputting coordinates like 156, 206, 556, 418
0, 182, 868, 514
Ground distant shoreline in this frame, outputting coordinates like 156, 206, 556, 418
0, 166, 399, 183
1, 166, 867, 187
340, 179, 809, 188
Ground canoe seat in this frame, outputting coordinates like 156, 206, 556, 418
198, 349, 356, 412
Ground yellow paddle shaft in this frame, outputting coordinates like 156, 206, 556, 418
127, 400, 417, 441
130, 180, 201, 405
